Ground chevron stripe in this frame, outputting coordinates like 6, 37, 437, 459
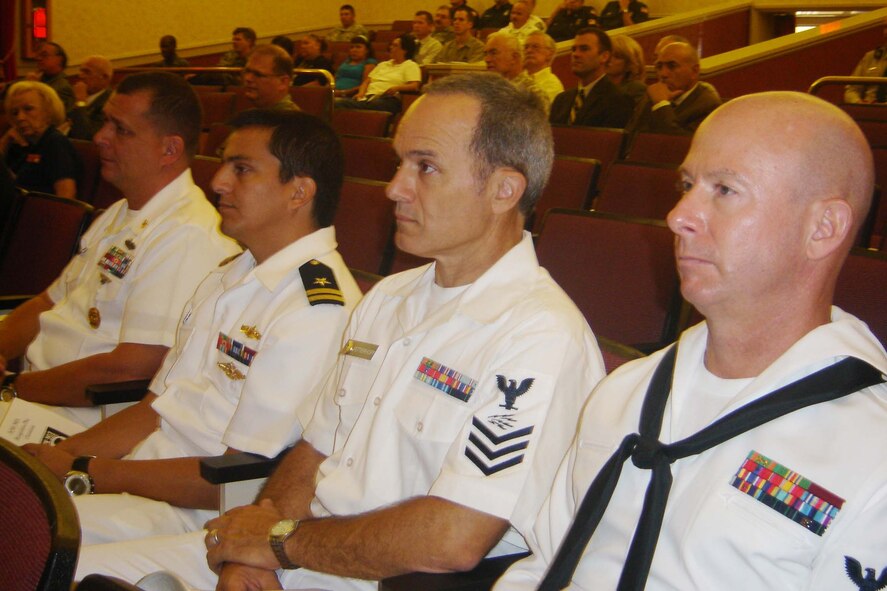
471, 416, 534, 444
464, 447, 525, 475
468, 432, 530, 460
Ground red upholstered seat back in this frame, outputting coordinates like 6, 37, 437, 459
0, 463, 52, 591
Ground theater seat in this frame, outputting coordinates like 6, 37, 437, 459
0, 192, 94, 299
535, 208, 682, 352
591, 161, 681, 220
0, 438, 79, 591
834, 247, 887, 345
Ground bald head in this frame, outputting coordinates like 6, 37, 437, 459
78, 55, 113, 95
708, 92, 873, 239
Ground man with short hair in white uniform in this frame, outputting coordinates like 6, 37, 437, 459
0, 71, 240, 427
25, 109, 361, 556
495, 92, 887, 590
74, 73, 606, 591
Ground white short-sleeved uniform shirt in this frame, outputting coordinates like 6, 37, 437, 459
25, 169, 240, 425
497, 308, 887, 591
282, 232, 606, 591
135, 226, 361, 462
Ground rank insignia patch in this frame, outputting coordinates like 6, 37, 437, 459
844, 556, 887, 591
217, 332, 257, 366
414, 357, 476, 402
731, 451, 845, 536
496, 375, 534, 410
465, 416, 534, 475
299, 260, 345, 306
98, 246, 133, 279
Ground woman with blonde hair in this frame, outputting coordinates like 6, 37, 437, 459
2, 80, 80, 198
607, 35, 647, 106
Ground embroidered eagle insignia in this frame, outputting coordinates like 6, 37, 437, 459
845, 556, 887, 591
495, 375, 534, 410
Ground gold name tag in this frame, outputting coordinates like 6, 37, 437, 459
341, 339, 378, 360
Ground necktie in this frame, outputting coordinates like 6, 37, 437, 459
570, 89, 585, 125
538, 348, 884, 591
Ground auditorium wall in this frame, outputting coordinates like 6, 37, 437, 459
38, 0, 883, 68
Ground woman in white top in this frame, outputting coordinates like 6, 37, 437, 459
334, 33, 422, 114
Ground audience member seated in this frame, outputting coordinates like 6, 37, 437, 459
270, 35, 295, 58
495, 91, 887, 591
433, 5, 456, 44
599, 0, 649, 30
334, 35, 377, 97
26, 109, 360, 554
630, 42, 721, 134
327, 4, 370, 43
1, 81, 80, 198
549, 27, 634, 127
28, 41, 75, 115
547, 0, 598, 42
485, 32, 547, 108
479, 0, 513, 30
69, 55, 114, 141
74, 71, 606, 591
336, 34, 421, 114
151, 35, 189, 68
499, 0, 546, 44
191, 27, 255, 86
293, 34, 334, 86
220, 27, 256, 68
435, 7, 485, 63
652, 33, 688, 61
607, 35, 646, 106
243, 45, 299, 110
0, 72, 240, 428
413, 10, 444, 65
524, 31, 564, 104
845, 24, 887, 104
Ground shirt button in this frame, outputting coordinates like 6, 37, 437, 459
338, 388, 346, 398
373, 397, 381, 406
346, 457, 354, 467
402, 337, 411, 346
416, 421, 424, 432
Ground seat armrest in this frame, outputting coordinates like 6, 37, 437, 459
199, 449, 286, 485
378, 551, 531, 591
0, 294, 33, 311
85, 379, 151, 405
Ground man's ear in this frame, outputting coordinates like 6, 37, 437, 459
807, 197, 853, 260
489, 168, 527, 215
287, 176, 317, 212
160, 135, 185, 166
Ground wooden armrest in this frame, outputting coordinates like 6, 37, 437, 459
199, 448, 287, 484
0, 294, 33, 310
378, 552, 531, 591
85, 379, 151, 405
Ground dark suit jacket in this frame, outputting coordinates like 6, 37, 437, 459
68, 88, 112, 141
633, 82, 721, 135
549, 76, 635, 129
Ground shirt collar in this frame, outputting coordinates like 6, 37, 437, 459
228, 226, 339, 293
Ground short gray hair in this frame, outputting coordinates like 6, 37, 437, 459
4, 81, 66, 127
424, 73, 553, 214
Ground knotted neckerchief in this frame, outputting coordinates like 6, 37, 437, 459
538, 347, 885, 591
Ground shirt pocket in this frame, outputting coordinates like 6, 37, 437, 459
394, 382, 474, 444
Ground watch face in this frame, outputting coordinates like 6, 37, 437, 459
64, 472, 92, 496
271, 519, 296, 537
0, 387, 14, 402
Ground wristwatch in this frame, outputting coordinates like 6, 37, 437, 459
268, 518, 300, 569
63, 455, 96, 496
0, 373, 18, 402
